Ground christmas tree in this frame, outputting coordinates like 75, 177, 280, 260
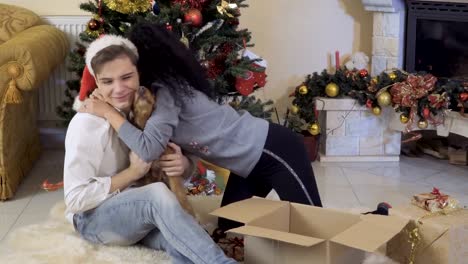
57, 0, 272, 122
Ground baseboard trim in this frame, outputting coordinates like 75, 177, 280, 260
39, 126, 66, 150
319, 154, 400, 162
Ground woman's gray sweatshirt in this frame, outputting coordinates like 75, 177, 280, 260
118, 86, 269, 177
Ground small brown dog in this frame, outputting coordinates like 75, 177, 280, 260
132, 86, 195, 217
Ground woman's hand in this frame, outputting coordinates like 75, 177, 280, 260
78, 98, 116, 119
90, 89, 105, 101
129, 151, 152, 179
159, 142, 190, 177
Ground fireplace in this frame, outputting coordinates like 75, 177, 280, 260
405, 0, 468, 79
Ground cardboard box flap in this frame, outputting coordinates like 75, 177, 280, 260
229, 225, 324, 247
210, 197, 289, 224
331, 215, 409, 252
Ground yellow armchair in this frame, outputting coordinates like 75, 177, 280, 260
0, 4, 69, 200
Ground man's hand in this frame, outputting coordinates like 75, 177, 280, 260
129, 151, 152, 179
109, 151, 152, 193
159, 142, 189, 177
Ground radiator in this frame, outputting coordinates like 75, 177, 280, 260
38, 16, 89, 121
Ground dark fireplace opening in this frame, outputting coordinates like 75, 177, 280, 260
403, 1, 468, 152
405, 0, 468, 79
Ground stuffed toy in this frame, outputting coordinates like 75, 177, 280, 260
344, 51, 369, 70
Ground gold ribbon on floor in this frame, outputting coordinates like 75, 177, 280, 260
405, 207, 464, 264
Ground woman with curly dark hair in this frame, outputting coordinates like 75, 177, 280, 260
80, 21, 322, 232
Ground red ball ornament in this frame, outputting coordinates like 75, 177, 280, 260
165, 22, 173, 31
460, 92, 468, 102
184, 8, 203, 27
359, 69, 368, 78
423, 107, 431, 119
88, 18, 101, 31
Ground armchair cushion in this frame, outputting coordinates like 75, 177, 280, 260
0, 4, 42, 44
0, 25, 69, 93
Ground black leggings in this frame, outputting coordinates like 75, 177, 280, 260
218, 123, 322, 230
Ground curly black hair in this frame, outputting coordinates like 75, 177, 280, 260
127, 21, 216, 103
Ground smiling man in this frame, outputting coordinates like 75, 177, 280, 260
63, 35, 235, 264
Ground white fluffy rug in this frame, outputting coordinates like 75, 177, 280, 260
0, 201, 171, 264
0, 195, 397, 264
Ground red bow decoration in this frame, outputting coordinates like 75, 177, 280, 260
431, 187, 441, 195
390, 74, 437, 107
235, 64, 267, 96
428, 93, 449, 109
430, 187, 449, 207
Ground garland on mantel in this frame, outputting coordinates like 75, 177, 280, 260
288, 68, 468, 135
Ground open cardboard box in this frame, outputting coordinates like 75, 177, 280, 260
211, 197, 409, 264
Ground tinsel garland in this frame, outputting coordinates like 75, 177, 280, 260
103, 0, 150, 14
172, 0, 210, 9
290, 68, 467, 130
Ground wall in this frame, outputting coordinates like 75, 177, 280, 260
1, 0, 87, 15
3, 0, 373, 119
239, 0, 373, 119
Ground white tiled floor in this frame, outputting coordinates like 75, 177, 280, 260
1, 149, 467, 243
0, 149, 65, 242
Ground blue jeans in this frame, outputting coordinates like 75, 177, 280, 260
73, 183, 236, 264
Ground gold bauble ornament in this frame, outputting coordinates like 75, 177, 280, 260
371, 77, 378, 85
86, 16, 104, 37
87, 18, 101, 31
308, 123, 320, 135
389, 72, 397, 80
372, 106, 382, 116
400, 113, 409, 124
180, 35, 190, 48
325, 83, 340, 97
377, 91, 392, 106
104, 0, 150, 14
229, 99, 239, 108
290, 105, 299, 115
417, 119, 428, 129
298, 85, 308, 95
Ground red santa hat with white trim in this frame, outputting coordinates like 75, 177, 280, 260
73, 35, 139, 111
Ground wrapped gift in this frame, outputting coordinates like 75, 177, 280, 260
386, 205, 468, 264
411, 187, 459, 213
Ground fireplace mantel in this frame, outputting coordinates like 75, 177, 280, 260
361, 0, 405, 12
